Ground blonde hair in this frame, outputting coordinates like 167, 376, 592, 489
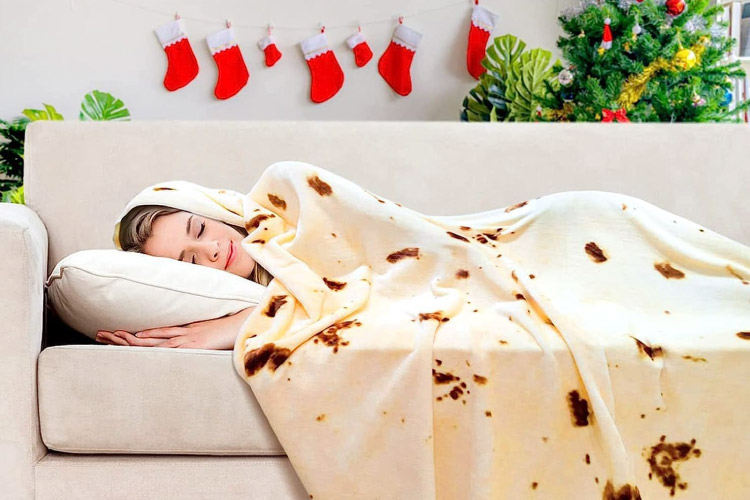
118, 205, 274, 286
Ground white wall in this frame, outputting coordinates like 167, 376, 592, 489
1, 0, 575, 121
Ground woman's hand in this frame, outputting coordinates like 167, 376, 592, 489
95, 306, 256, 351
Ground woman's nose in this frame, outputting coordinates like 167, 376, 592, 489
209, 241, 220, 261
197, 241, 220, 262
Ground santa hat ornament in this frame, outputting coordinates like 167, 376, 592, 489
601, 18, 613, 50
346, 27, 373, 68
258, 26, 282, 68
206, 21, 249, 100
154, 14, 199, 91
467, 2, 499, 79
300, 27, 345, 103
378, 18, 423, 96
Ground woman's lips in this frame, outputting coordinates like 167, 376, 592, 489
225, 241, 234, 269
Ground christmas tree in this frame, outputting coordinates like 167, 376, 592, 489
543, 0, 748, 122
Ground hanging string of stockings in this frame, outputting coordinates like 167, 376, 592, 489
150, 1, 498, 101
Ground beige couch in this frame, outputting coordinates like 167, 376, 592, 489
2, 121, 749, 499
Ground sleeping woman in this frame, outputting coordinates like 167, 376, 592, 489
95, 206, 273, 350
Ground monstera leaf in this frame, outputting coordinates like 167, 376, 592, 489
484, 34, 527, 83
461, 75, 510, 122
505, 48, 558, 121
461, 34, 557, 122
79, 90, 130, 121
22, 104, 63, 121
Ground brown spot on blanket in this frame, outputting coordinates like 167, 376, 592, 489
736, 332, 750, 340
473, 374, 488, 385
682, 355, 707, 362
515, 293, 526, 300
459, 226, 472, 231
432, 370, 458, 385
267, 193, 287, 210
314, 320, 361, 353
264, 295, 288, 317
449, 386, 464, 400
419, 311, 449, 322
316, 414, 326, 422
307, 175, 333, 196
585, 242, 608, 263
244, 343, 291, 376
632, 337, 663, 360
602, 481, 642, 500
153, 187, 175, 191
645, 436, 700, 496
246, 213, 273, 231
456, 269, 470, 279
386, 247, 420, 262
654, 261, 685, 279
505, 201, 528, 212
567, 390, 591, 426
447, 231, 470, 242
322, 278, 347, 291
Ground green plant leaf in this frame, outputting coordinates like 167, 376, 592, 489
508, 48, 557, 121
79, 90, 131, 121
22, 104, 64, 121
9, 185, 24, 204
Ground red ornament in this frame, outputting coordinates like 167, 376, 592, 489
601, 108, 630, 123
666, 0, 685, 16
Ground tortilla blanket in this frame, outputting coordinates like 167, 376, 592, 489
227, 162, 750, 499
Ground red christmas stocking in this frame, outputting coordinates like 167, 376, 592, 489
346, 32, 373, 67
300, 32, 345, 103
378, 23, 422, 96
207, 27, 249, 100
154, 18, 199, 91
467, 4, 499, 79
258, 35, 282, 67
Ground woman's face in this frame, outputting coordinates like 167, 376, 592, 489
143, 211, 256, 279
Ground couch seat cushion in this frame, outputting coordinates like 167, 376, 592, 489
38, 345, 284, 455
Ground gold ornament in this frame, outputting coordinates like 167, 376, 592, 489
674, 48, 697, 70
624, 42, 631, 52
616, 41, 706, 110
598, 47, 606, 56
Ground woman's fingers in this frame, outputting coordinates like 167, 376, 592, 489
96, 330, 129, 346
116, 331, 166, 347
136, 326, 187, 339
161, 335, 194, 348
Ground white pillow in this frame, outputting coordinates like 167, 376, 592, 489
46, 249, 266, 340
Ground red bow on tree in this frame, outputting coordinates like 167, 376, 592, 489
601, 108, 630, 122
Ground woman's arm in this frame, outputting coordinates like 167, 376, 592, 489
96, 306, 256, 350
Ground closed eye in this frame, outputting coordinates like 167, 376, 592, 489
198, 221, 205, 238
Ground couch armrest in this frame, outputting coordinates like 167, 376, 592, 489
0, 203, 49, 500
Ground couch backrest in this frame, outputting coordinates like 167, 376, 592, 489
25, 121, 750, 273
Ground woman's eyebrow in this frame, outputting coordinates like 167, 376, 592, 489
177, 215, 194, 261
